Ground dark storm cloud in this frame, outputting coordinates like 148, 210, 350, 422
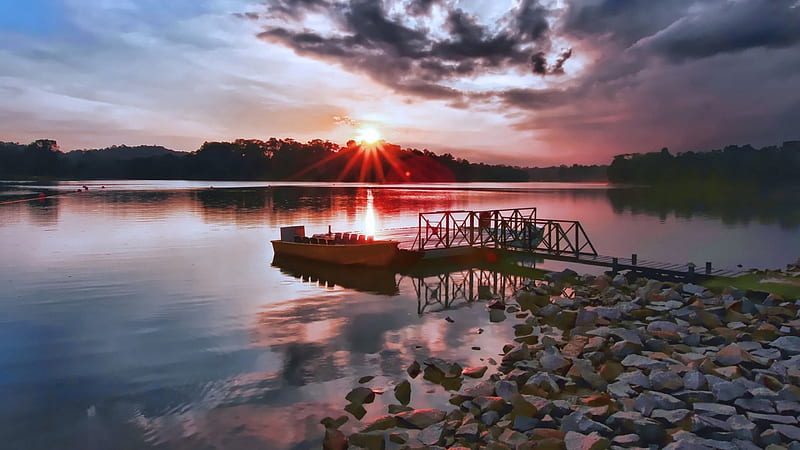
562, 0, 700, 46
258, 0, 561, 102
636, 0, 800, 61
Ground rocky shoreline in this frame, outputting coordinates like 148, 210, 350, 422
323, 261, 800, 449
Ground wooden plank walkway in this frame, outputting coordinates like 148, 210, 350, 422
367, 226, 745, 280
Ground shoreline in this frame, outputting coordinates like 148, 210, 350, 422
325, 261, 800, 449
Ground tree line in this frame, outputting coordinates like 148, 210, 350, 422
0, 138, 600, 182
608, 141, 800, 185
2, 137, 798, 184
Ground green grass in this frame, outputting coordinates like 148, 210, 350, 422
704, 272, 800, 299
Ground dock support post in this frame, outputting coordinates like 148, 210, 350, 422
612, 257, 618, 273
705, 262, 712, 275
631, 254, 637, 266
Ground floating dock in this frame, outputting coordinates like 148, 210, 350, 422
372, 207, 743, 282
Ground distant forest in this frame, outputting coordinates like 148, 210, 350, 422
608, 141, 800, 185
0, 138, 605, 182
2, 138, 798, 184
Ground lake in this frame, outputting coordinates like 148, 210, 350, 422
0, 180, 798, 449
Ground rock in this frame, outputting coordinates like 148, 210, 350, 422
387, 404, 413, 414
710, 380, 747, 402
561, 411, 613, 435
564, 431, 610, 450
693, 402, 737, 417
770, 336, 800, 355
612, 434, 640, 445
772, 424, 800, 441
323, 428, 348, 450
734, 398, 775, 413
358, 376, 375, 384
651, 408, 690, 423
346, 387, 376, 405
760, 428, 783, 446
682, 284, 706, 295
394, 380, 411, 406
715, 343, 749, 366
513, 415, 539, 432
683, 371, 707, 391
503, 342, 531, 363
396, 409, 446, 429
576, 309, 599, 327
647, 320, 680, 333
490, 308, 507, 322
726, 415, 757, 441
462, 366, 488, 378
407, 360, 421, 378
494, 380, 518, 402
349, 432, 385, 450
635, 391, 685, 416
650, 370, 684, 392
417, 422, 444, 446
481, 410, 500, 426
362, 415, 398, 432
572, 359, 608, 390
746, 412, 798, 425
621, 354, 662, 370
541, 346, 569, 372
455, 422, 480, 442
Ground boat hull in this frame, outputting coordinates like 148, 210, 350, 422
271, 240, 400, 267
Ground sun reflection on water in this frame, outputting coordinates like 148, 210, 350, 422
364, 189, 377, 237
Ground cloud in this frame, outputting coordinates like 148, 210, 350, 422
257, 0, 564, 104
633, 0, 800, 61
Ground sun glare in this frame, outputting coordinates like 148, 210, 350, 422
356, 126, 382, 144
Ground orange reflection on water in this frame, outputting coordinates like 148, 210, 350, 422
364, 189, 377, 237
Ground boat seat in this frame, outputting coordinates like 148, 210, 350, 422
358, 235, 366, 242
334, 233, 342, 240
367, 236, 374, 242
294, 236, 302, 242
301, 237, 310, 243
349, 235, 358, 242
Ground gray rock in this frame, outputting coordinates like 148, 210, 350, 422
576, 308, 599, 327
572, 359, 608, 390
417, 422, 444, 446
726, 415, 757, 441
607, 381, 636, 398
693, 403, 737, 417
772, 424, 800, 441
541, 346, 569, 372
618, 370, 651, 388
481, 410, 500, 426
715, 343, 748, 366
612, 434, 640, 445
711, 380, 747, 402
494, 380, 518, 402
746, 412, 798, 425
650, 370, 685, 392
734, 398, 775, 413
621, 354, 662, 369
635, 391, 685, 416
684, 371, 708, 391
647, 320, 680, 333
776, 400, 800, 414
561, 411, 613, 435
770, 336, 800, 355
512, 415, 538, 432
759, 428, 783, 446
652, 408, 691, 423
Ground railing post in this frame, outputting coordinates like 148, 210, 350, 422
632, 254, 637, 266
705, 262, 712, 275
612, 257, 618, 272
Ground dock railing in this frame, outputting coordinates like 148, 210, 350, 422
413, 207, 598, 257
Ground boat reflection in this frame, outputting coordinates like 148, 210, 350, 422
271, 255, 400, 295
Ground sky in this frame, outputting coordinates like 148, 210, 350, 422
1, 0, 799, 165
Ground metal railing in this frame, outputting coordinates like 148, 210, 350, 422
414, 207, 597, 257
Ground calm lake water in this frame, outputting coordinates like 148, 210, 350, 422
1, 180, 798, 449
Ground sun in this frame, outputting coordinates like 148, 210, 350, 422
356, 126, 382, 144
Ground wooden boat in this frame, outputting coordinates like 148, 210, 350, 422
271, 226, 400, 267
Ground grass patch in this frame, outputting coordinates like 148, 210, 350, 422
704, 272, 800, 299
